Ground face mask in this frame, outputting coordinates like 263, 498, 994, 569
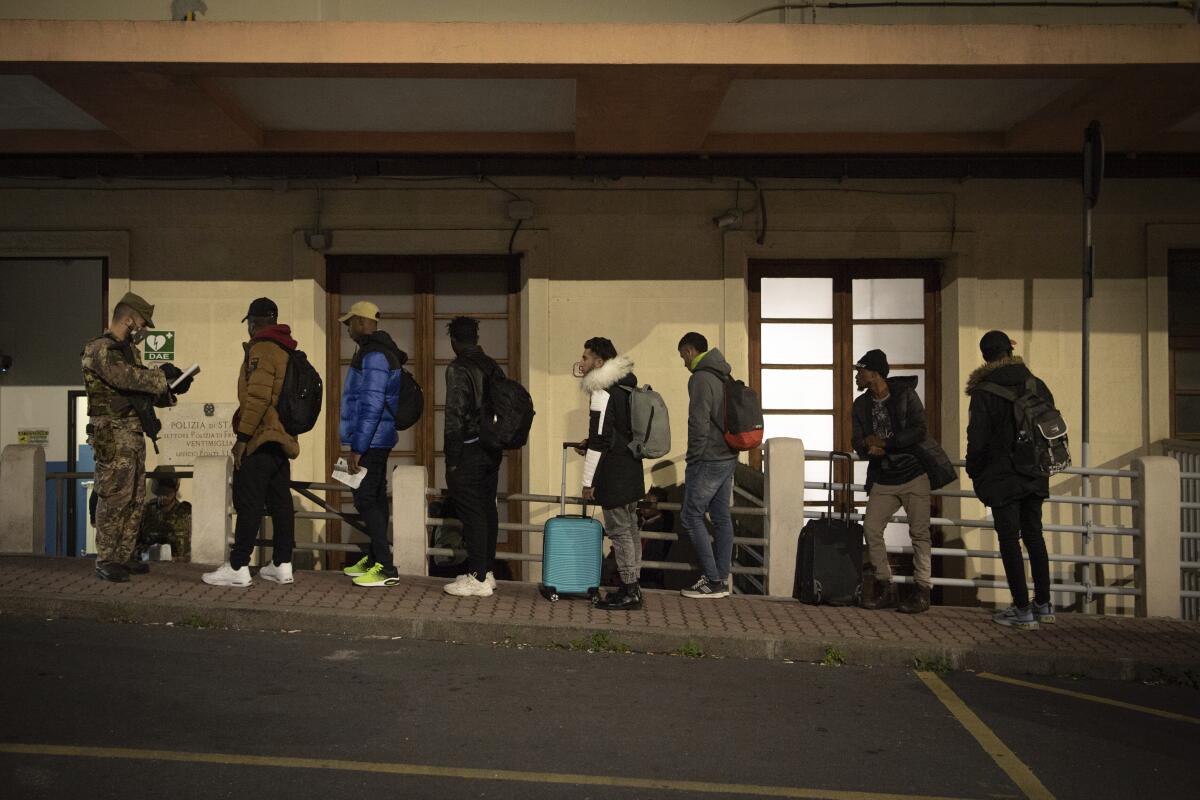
572, 361, 586, 378
129, 326, 149, 345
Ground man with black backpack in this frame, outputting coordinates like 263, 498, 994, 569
203, 298, 301, 587
966, 330, 1063, 630
676, 331, 738, 599
442, 316, 506, 598
575, 336, 646, 610
338, 300, 411, 588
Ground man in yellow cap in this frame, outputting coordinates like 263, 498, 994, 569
337, 300, 411, 588
82, 292, 193, 582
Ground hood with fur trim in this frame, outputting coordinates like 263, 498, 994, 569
965, 355, 1029, 395
581, 354, 634, 394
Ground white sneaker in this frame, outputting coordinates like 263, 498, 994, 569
202, 563, 251, 587
485, 571, 497, 591
443, 574, 493, 597
259, 562, 294, 585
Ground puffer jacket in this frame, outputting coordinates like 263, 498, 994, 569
443, 344, 504, 470
340, 331, 408, 455
687, 348, 737, 463
581, 355, 645, 509
965, 355, 1054, 508
850, 375, 927, 491
234, 324, 300, 459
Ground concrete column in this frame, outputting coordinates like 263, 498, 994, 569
392, 464, 428, 576
1133, 455, 1182, 619
0, 445, 46, 554
191, 455, 231, 565
765, 437, 806, 599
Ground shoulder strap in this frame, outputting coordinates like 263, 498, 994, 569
975, 381, 1017, 402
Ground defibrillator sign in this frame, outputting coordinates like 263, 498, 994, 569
144, 331, 175, 362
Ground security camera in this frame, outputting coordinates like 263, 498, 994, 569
713, 209, 742, 229
0, 353, 11, 374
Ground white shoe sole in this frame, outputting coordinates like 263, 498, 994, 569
680, 590, 729, 599
202, 575, 251, 587
259, 573, 293, 585
443, 583, 494, 598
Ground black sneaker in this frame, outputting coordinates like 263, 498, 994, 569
597, 582, 643, 611
124, 560, 150, 575
680, 577, 729, 599
95, 561, 131, 583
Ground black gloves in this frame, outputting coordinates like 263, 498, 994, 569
159, 363, 193, 395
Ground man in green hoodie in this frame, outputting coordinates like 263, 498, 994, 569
676, 331, 738, 599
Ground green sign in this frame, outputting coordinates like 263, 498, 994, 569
143, 331, 175, 362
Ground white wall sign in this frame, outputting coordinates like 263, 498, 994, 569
156, 402, 236, 465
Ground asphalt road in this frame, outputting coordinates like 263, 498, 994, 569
1, 615, 1197, 800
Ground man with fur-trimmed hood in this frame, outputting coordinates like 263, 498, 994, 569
966, 330, 1057, 631
575, 337, 645, 610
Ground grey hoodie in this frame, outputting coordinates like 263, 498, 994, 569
686, 348, 737, 464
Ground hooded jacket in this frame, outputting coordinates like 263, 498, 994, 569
581, 354, 645, 509
234, 324, 300, 459
965, 355, 1053, 507
687, 348, 737, 464
340, 330, 409, 455
443, 344, 504, 469
851, 375, 927, 490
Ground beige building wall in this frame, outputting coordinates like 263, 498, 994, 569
2, 176, 1196, 607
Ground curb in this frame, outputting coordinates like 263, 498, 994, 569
2, 590, 1195, 682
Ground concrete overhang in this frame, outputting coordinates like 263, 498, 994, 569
0, 19, 1198, 156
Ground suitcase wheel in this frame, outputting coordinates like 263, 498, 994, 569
587, 587, 600, 605
539, 584, 559, 603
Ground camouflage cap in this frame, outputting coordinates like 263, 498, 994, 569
116, 291, 155, 328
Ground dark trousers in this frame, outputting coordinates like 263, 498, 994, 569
993, 494, 1050, 608
230, 443, 294, 570
447, 443, 501, 579
352, 448, 392, 566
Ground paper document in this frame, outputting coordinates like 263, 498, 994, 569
170, 362, 200, 390
332, 457, 366, 490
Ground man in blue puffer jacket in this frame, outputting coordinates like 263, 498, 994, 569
338, 301, 408, 588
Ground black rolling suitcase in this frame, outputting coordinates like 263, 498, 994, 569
793, 451, 864, 606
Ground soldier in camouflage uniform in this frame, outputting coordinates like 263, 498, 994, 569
82, 292, 193, 582
135, 472, 192, 561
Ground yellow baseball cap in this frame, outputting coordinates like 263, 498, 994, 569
339, 300, 380, 324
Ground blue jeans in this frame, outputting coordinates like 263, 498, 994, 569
682, 459, 737, 582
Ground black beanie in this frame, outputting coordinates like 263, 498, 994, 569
979, 330, 1013, 360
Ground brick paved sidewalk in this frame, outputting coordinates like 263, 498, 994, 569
2, 556, 1198, 680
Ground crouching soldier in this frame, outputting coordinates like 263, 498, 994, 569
82, 292, 193, 582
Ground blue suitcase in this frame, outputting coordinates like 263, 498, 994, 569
538, 442, 603, 603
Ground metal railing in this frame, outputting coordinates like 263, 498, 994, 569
1164, 440, 1200, 619
422, 487, 770, 582
801, 450, 1142, 601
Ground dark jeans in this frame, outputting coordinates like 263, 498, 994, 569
230, 443, 294, 570
352, 448, 392, 566
447, 442, 502, 579
993, 494, 1050, 608
682, 459, 737, 583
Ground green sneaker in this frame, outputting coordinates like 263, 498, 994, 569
343, 556, 372, 577
353, 562, 400, 588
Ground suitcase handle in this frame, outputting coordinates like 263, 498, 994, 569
826, 451, 855, 524
561, 441, 588, 517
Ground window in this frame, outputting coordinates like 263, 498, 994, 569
1170, 250, 1200, 439
327, 255, 522, 568
750, 260, 941, 551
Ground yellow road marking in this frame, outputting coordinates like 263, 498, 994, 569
0, 742, 973, 800
915, 671, 1054, 800
977, 672, 1200, 726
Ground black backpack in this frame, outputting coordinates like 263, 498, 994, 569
479, 369, 535, 451
276, 349, 323, 436
702, 367, 764, 452
977, 376, 1070, 477
392, 368, 424, 432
